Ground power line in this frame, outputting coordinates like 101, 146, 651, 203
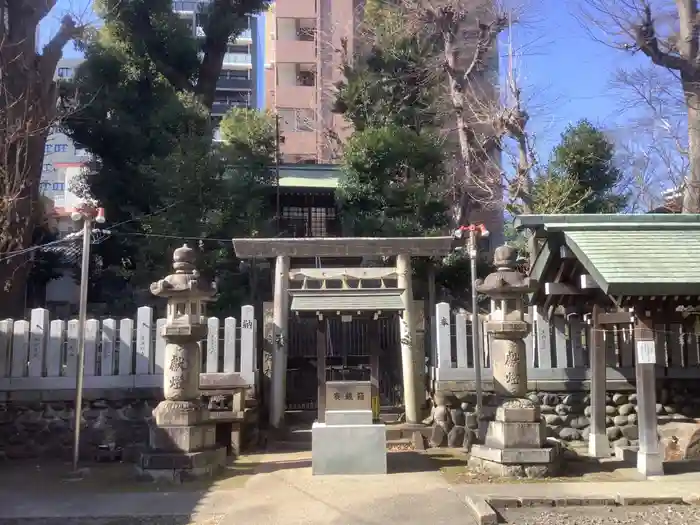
115, 231, 233, 242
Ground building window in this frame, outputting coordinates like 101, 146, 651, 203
214, 91, 251, 108
57, 67, 72, 78
297, 64, 315, 86
281, 206, 336, 238
227, 44, 250, 54
278, 109, 315, 133
297, 19, 316, 41
220, 69, 249, 80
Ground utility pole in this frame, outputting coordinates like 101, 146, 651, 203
455, 224, 489, 419
70, 203, 105, 473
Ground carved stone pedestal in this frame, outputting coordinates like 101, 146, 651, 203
138, 400, 226, 482
468, 398, 561, 478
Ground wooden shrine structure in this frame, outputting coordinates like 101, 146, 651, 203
515, 213, 700, 476
231, 236, 455, 429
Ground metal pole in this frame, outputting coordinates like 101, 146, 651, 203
72, 216, 92, 472
469, 229, 483, 417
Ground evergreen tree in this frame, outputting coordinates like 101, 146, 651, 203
549, 120, 628, 214
61, 0, 272, 313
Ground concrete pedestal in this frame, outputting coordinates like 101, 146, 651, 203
312, 421, 387, 475
325, 409, 373, 426
138, 401, 227, 482
637, 450, 664, 477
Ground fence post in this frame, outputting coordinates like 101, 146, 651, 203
118, 318, 135, 376
11, 320, 29, 377
0, 319, 13, 377
455, 312, 468, 369
223, 316, 237, 373
65, 320, 79, 377
435, 302, 451, 371
206, 317, 220, 373
102, 319, 117, 376
136, 306, 153, 374
28, 308, 49, 377
240, 305, 255, 386
84, 319, 99, 376
47, 320, 64, 377
154, 318, 166, 374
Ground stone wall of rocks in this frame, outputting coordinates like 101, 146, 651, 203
0, 389, 258, 460
0, 391, 158, 460
430, 380, 700, 450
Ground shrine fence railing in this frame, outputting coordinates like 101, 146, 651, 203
430, 302, 700, 390
0, 305, 257, 394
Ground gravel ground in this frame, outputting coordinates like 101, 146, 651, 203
502, 505, 700, 524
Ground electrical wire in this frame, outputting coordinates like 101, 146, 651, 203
0, 200, 185, 263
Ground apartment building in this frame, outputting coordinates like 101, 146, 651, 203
173, 0, 264, 140
264, 0, 358, 163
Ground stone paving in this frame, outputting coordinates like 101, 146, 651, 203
1, 448, 700, 525
0, 450, 475, 525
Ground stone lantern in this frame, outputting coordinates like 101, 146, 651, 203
467, 245, 561, 478
138, 244, 226, 481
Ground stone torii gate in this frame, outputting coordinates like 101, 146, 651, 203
232, 236, 455, 429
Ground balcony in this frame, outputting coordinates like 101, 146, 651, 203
276, 41, 315, 63
277, 0, 316, 18
217, 77, 251, 90
276, 86, 315, 109
195, 28, 251, 41
223, 53, 252, 65
211, 100, 249, 115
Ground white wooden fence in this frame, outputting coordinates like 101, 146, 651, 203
0, 305, 257, 391
430, 301, 700, 386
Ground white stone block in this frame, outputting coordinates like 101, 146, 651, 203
312, 422, 387, 475
325, 410, 373, 426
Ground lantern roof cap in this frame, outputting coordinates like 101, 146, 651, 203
150, 244, 217, 300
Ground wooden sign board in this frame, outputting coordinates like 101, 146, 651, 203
636, 340, 656, 365
326, 380, 372, 411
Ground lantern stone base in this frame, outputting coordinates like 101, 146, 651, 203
138, 400, 227, 482
138, 447, 227, 482
467, 398, 561, 479
467, 446, 560, 478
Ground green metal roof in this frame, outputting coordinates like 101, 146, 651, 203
514, 213, 700, 232
278, 164, 339, 189
290, 289, 404, 312
517, 214, 700, 296
564, 229, 700, 295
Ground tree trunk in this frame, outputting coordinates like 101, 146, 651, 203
683, 83, 700, 213
0, 133, 45, 317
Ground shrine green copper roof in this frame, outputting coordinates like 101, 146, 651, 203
278, 164, 339, 189
515, 214, 700, 296
289, 289, 405, 312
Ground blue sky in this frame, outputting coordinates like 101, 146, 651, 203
508, 0, 639, 157
40, 0, 649, 160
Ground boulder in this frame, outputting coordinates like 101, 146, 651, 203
606, 426, 622, 440
612, 393, 628, 406
544, 414, 562, 426
618, 404, 635, 416
613, 415, 628, 427
558, 427, 581, 441
620, 424, 639, 441
447, 425, 466, 448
